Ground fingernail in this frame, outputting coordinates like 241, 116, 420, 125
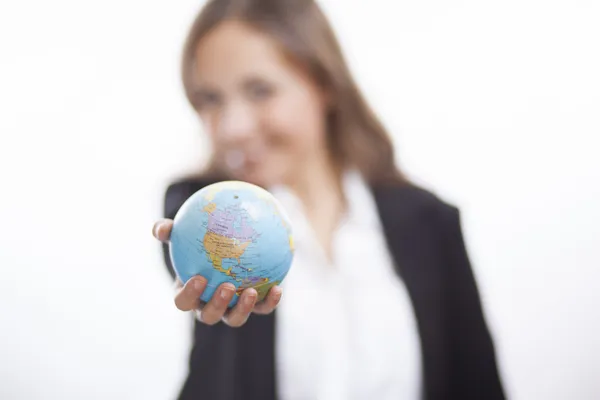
274, 288, 282, 300
193, 279, 203, 291
220, 286, 234, 300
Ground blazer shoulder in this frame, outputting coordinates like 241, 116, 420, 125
373, 182, 458, 220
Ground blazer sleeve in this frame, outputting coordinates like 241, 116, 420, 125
438, 205, 506, 399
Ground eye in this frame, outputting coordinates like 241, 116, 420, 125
193, 90, 222, 110
246, 81, 274, 101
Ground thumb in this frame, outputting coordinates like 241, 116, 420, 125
152, 219, 174, 242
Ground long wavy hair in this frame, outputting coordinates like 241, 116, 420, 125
181, 0, 405, 186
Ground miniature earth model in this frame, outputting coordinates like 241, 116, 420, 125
169, 181, 294, 307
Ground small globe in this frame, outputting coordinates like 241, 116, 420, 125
169, 181, 295, 307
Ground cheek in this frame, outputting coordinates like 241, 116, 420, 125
199, 113, 218, 142
200, 112, 231, 155
262, 93, 326, 155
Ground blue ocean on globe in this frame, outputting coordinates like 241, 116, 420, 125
169, 181, 295, 307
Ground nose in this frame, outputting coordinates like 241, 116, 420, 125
218, 99, 257, 145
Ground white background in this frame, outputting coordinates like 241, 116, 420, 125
1, 0, 599, 399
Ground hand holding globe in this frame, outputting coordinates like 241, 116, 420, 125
152, 181, 295, 327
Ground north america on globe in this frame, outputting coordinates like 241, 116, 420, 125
169, 181, 295, 307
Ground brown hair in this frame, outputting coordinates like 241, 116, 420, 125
181, 0, 405, 186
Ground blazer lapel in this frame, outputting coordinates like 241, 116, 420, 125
372, 185, 450, 399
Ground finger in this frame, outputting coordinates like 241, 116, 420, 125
199, 283, 236, 325
253, 286, 283, 315
152, 219, 174, 242
174, 276, 207, 311
223, 289, 258, 327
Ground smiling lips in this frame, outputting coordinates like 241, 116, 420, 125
225, 148, 267, 171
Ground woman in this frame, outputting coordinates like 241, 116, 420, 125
152, 0, 506, 399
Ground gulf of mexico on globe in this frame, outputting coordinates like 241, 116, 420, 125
169, 181, 295, 307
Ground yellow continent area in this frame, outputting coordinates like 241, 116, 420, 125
202, 202, 216, 214
254, 279, 281, 301
202, 186, 221, 202
235, 277, 268, 297
203, 231, 251, 277
235, 278, 281, 302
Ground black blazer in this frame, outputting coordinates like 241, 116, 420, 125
162, 177, 506, 400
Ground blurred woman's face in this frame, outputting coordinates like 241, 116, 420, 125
191, 21, 330, 188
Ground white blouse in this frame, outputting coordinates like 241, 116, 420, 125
270, 171, 422, 400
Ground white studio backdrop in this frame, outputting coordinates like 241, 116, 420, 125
1, 0, 598, 399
